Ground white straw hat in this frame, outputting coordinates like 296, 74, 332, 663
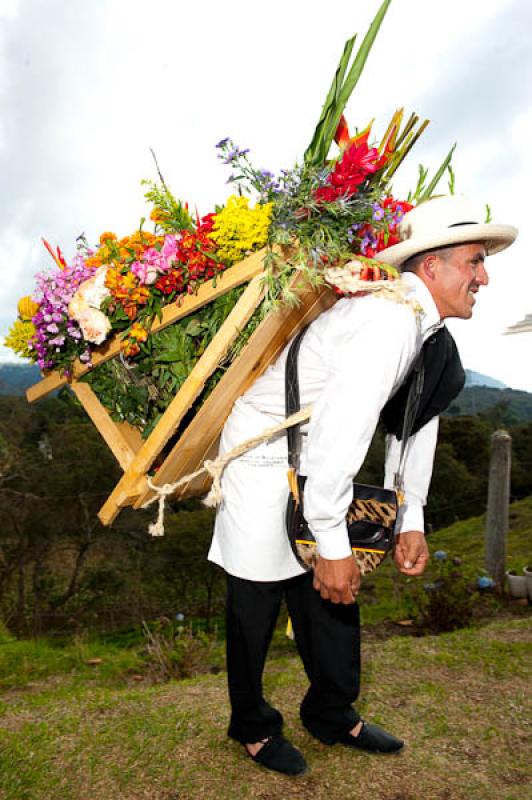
375, 196, 518, 267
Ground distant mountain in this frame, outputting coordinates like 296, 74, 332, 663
464, 369, 506, 390
2, 362, 531, 425
0, 363, 41, 396
447, 385, 532, 423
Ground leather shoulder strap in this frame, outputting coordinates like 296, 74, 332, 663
285, 327, 308, 470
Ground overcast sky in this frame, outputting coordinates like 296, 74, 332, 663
1, 0, 531, 390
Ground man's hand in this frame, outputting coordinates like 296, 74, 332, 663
394, 531, 429, 576
313, 554, 360, 604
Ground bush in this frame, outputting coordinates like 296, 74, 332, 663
141, 617, 221, 681
406, 552, 475, 633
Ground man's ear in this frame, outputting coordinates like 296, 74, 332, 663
420, 254, 439, 282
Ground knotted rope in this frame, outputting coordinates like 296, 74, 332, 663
143, 406, 312, 537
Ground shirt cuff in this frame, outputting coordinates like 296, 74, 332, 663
312, 523, 353, 560
395, 500, 424, 534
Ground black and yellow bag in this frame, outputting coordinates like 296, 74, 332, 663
285, 326, 424, 575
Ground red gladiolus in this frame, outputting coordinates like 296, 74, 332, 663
315, 139, 388, 203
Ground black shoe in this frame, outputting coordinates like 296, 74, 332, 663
311, 721, 404, 754
339, 721, 404, 753
246, 735, 308, 776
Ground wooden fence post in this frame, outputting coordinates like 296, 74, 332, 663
485, 429, 512, 591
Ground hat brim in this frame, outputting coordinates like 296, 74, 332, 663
374, 223, 518, 267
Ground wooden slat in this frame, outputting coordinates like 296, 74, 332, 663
97, 272, 266, 525
26, 248, 268, 404
135, 279, 337, 509
70, 382, 140, 471
114, 421, 144, 455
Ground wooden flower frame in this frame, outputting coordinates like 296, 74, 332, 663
26, 248, 336, 525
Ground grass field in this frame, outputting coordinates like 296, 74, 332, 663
0, 617, 530, 800
0, 498, 531, 799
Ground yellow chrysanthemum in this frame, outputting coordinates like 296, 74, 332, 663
210, 195, 272, 265
4, 319, 36, 360
17, 296, 40, 321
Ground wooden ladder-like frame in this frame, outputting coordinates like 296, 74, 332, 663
26, 249, 335, 525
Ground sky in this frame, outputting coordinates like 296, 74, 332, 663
0, 0, 531, 390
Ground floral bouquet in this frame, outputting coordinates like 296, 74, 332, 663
7, 0, 453, 436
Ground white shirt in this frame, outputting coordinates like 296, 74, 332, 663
208, 273, 443, 581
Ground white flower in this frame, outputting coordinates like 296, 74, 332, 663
75, 306, 112, 345
68, 266, 112, 345
75, 265, 110, 309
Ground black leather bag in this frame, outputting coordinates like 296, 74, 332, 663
285, 326, 424, 575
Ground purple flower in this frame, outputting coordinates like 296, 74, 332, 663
360, 231, 378, 255
32, 255, 97, 370
372, 203, 385, 221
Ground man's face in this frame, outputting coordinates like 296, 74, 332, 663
430, 242, 489, 320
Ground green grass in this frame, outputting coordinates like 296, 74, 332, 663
0, 634, 145, 693
0, 498, 530, 798
0, 617, 530, 800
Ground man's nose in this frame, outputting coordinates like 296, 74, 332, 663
476, 263, 489, 286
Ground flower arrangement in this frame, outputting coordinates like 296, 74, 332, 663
9, 0, 455, 434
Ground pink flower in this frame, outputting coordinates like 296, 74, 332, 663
131, 259, 158, 285
161, 235, 179, 262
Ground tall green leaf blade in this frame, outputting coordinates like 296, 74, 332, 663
304, 35, 356, 166
419, 143, 457, 201
306, 0, 393, 166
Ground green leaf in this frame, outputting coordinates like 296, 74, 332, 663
304, 0, 393, 166
304, 34, 356, 166
155, 351, 184, 363
448, 164, 456, 195
184, 318, 204, 336
419, 143, 457, 202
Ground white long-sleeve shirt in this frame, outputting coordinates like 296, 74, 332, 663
208, 272, 442, 581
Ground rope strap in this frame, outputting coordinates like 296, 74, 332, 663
143, 406, 312, 537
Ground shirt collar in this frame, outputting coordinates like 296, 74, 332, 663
401, 271, 443, 338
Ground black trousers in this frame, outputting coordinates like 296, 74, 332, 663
225, 571, 361, 744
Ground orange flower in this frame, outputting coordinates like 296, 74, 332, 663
123, 304, 139, 321
85, 254, 103, 268
100, 231, 117, 245
121, 339, 140, 358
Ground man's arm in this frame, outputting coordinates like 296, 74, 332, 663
384, 415, 439, 576
303, 305, 419, 602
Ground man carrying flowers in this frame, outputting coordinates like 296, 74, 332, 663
208, 196, 517, 776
